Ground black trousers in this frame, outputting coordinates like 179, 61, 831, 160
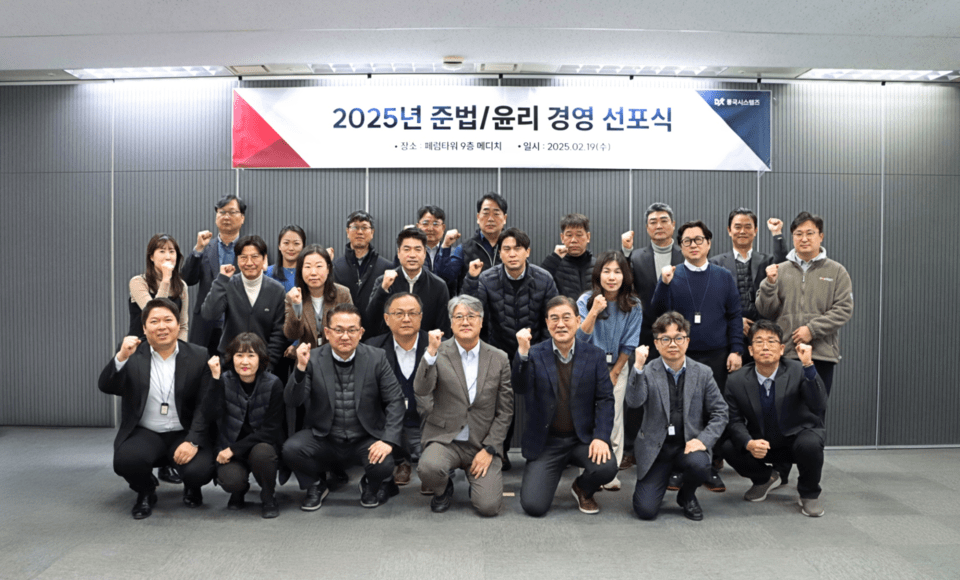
814, 360, 835, 396
217, 442, 278, 496
633, 446, 711, 520
520, 435, 619, 517
113, 427, 215, 493
282, 430, 394, 490
721, 429, 824, 499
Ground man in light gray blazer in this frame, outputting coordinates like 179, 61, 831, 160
414, 295, 514, 517
626, 311, 728, 521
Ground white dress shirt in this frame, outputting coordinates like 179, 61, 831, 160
115, 345, 182, 432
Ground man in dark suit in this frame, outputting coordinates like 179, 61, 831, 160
98, 298, 215, 519
626, 311, 728, 521
414, 295, 513, 516
721, 319, 827, 517
366, 227, 452, 338
513, 296, 618, 516
199, 235, 286, 370
282, 304, 405, 510
182, 194, 246, 355
331, 210, 393, 332
366, 292, 429, 487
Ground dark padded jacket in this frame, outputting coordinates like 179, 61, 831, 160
541, 250, 595, 300
331, 244, 393, 331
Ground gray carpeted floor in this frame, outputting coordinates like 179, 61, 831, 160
2, 427, 959, 580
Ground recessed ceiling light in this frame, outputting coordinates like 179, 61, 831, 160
65, 66, 229, 80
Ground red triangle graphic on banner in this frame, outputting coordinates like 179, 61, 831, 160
233, 93, 310, 168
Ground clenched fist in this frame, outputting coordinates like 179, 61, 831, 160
634, 345, 650, 370
796, 342, 813, 366
219, 264, 236, 278
516, 328, 533, 357
159, 260, 176, 280
117, 336, 141, 362
767, 218, 783, 235
442, 229, 461, 248
427, 329, 444, 356
195, 230, 213, 252
326, 247, 335, 261
554, 244, 568, 258
621, 230, 635, 251
766, 263, 778, 284
590, 295, 608, 315
468, 259, 483, 278
207, 356, 221, 379
287, 286, 302, 305
295, 342, 311, 371
661, 265, 676, 284
382, 269, 398, 291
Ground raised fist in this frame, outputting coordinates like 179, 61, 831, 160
765, 263, 778, 284
516, 328, 533, 357
287, 286, 302, 305
661, 265, 676, 284
427, 329, 444, 356
468, 259, 483, 278
195, 230, 213, 252
159, 260, 176, 280
554, 244, 568, 258
796, 343, 813, 366
767, 218, 783, 235
442, 229, 461, 248
590, 295, 608, 315
635, 345, 650, 369
382, 269, 398, 291
326, 247, 335, 261
621, 230, 635, 251
117, 336, 141, 362
219, 264, 236, 277
295, 342, 311, 371
207, 356, 221, 379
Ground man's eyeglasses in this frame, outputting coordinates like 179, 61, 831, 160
452, 314, 481, 323
655, 336, 689, 346
327, 327, 362, 337
388, 311, 422, 320
680, 236, 707, 247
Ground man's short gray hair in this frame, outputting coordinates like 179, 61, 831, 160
447, 295, 484, 319
645, 202, 675, 222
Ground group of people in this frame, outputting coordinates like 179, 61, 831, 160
100, 192, 853, 522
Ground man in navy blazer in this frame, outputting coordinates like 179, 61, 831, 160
512, 296, 618, 516
98, 298, 215, 519
182, 195, 246, 355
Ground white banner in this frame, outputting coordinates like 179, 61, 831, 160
232, 86, 770, 171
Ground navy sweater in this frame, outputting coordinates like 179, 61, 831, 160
651, 264, 743, 354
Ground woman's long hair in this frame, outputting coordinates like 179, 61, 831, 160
270, 225, 306, 284
586, 250, 637, 318
143, 233, 184, 298
295, 245, 337, 303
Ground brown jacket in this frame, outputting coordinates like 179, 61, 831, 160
283, 283, 352, 348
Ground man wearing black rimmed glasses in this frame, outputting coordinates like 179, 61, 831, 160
652, 220, 743, 492
720, 319, 827, 517
282, 303, 405, 510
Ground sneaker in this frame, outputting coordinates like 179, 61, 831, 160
743, 473, 780, 502
394, 462, 412, 486
667, 472, 683, 491
359, 476, 380, 508
703, 471, 726, 493
300, 481, 329, 511
602, 476, 621, 491
619, 454, 636, 471
571, 480, 600, 514
799, 497, 824, 517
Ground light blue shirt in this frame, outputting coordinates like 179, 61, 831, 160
576, 292, 643, 357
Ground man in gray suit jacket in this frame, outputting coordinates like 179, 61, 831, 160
626, 311, 728, 521
415, 295, 514, 516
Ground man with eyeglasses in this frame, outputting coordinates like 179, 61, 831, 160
367, 293, 429, 488
626, 311, 728, 521
332, 210, 393, 332
366, 228, 451, 337
414, 295, 514, 516
183, 194, 247, 357
282, 303, 406, 510
757, 212, 853, 397
653, 220, 743, 492
541, 213, 596, 300
512, 296, 618, 516
720, 319, 827, 516
436, 192, 509, 292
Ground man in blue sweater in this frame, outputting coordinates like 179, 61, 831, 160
652, 220, 743, 492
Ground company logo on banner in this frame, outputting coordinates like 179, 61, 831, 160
232, 86, 770, 171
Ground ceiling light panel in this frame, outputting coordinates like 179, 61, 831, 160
799, 69, 960, 82
65, 66, 229, 80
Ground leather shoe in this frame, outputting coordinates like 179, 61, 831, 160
394, 462, 412, 486
261, 495, 280, 519
420, 482, 434, 496
227, 492, 247, 510
182, 486, 203, 508
430, 479, 454, 513
158, 465, 182, 485
301, 481, 328, 511
666, 472, 683, 491
677, 495, 703, 521
359, 476, 379, 508
377, 478, 400, 505
132, 490, 158, 519
619, 453, 636, 471
703, 470, 726, 492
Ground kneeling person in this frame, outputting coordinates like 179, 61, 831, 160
98, 298, 216, 519
626, 311, 728, 521
721, 320, 827, 516
282, 304, 406, 510
513, 296, 618, 516
207, 333, 285, 518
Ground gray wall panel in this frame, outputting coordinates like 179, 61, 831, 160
768, 82, 882, 175
114, 78, 236, 172
880, 175, 960, 445
760, 172, 881, 446
884, 84, 960, 177
0, 83, 112, 174
0, 172, 113, 426
113, 170, 236, 341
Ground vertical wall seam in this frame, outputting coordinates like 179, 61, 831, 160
365, 167, 370, 211
875, 83, 885, 449
109, 80, 118, 427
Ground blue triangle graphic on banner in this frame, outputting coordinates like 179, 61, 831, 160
696, 90, 771, 168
